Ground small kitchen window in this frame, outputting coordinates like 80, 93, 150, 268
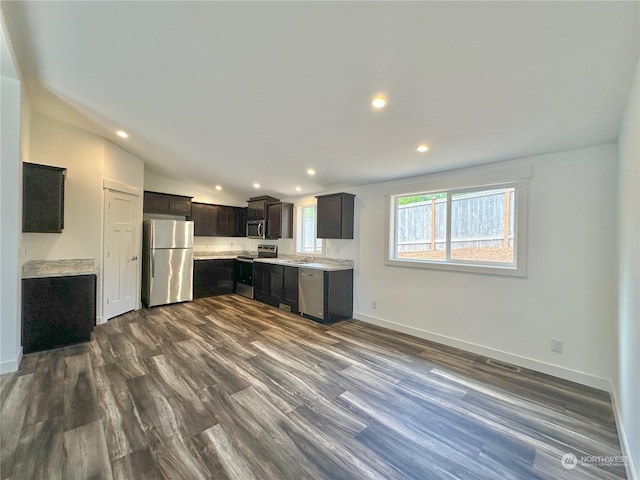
296, 204, 323, 255
385, 166, 530, 276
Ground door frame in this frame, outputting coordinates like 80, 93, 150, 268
102, 179, 142, 324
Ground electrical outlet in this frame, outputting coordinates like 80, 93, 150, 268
551, 338, 563, 353
372, 300, 377, 310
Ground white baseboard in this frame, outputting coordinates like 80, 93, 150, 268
353, 311, 611, 392
0, 346, 23, 374
608, 382, 638, 480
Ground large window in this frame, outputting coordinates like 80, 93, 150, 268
297, 205, 323, 254
386, 169, 528, 276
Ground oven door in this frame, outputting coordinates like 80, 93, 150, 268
234, 258, 254, 298
246, 220, 265, 239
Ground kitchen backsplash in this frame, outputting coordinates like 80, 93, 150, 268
193, 236, 259, 252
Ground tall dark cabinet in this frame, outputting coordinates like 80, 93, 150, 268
23, 162, 66, 233
22, 274, 96, 354
316, 192, 355, 239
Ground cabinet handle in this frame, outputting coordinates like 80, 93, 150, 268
131, 256, 138, 261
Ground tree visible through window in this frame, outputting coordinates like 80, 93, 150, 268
297, 205, 323, 254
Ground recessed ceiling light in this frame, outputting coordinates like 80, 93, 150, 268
307, 168, 316, 175
253, 182, 260, 189
116, 130, 128, 138
295, 186, 302, 192
215, 185, 222, 191
416, 144, 430, 153
371, 96, 386, 109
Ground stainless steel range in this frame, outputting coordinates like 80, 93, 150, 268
234, 244, 277, 299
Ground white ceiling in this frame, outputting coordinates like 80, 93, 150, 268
2, 1, 638, 201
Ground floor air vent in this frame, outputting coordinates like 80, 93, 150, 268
486, 358, 521, 373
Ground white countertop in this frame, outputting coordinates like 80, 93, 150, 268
192, 252, 354, 271
23, 259, 97, 279
193, 254, 238, 260
254, 258, 353, 271
193, 250, 252, 260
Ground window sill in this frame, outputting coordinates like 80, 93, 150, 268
385, 257, 526, 277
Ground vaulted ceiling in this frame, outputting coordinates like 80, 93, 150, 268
2, 1, 638, 200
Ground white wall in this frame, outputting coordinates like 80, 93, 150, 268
284, 145, 619, 389
103, 140, 144, 189
616, 59, 639, 479
25, 114, 105, 318
144, 171, 246, 206
24, 115, 146, 324
0, 18, 23, 373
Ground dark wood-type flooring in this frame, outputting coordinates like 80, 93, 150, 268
1, 295, 627, 479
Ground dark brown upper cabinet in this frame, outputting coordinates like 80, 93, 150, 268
23, 162, 66, 233
192, 202, 219, 236
192, 202, 246, 237
247, 196, 279, 221
233, 207, 247, 237
143, 191, 192, 217
267, 202, 293, 239
316, 192, 355, 239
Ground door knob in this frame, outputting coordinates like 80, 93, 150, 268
131, 256, 138, 261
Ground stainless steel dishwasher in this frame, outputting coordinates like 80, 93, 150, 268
299, 268, 324, 320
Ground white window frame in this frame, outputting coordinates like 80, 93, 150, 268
385, 165, 530, 277
296, 203, 324, 255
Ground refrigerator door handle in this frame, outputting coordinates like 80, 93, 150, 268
151, 249, 155, 278
151, 221, 155, 250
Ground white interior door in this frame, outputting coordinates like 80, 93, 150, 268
104, 189, 137, 320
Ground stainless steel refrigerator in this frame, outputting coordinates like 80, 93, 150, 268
142, 219, 194, 307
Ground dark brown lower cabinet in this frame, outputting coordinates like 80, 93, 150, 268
254, 263, 298, 313
22, 274, 96, 354
193, 259, 234, 298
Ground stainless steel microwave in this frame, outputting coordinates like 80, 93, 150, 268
246, 220, 266, 239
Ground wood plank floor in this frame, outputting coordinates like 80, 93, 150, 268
1, 294, 627, 479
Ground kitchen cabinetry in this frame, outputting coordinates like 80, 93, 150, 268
192, 203, 246, 237
283, 266, 299, 311
254, 263, 298, 312
22, 274, 96, 354
233, 207, 247, 237
253, 262, 270, 302
192, 203, 218, 236
247, 196, 280, 221
23, 162, 66, 233
299, 268, 353, 324
193, 259, 234, 298
316, 192, 355, 239
144, 191, 192, 217
217, 206, 233, 236
267, 202, 293, 239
